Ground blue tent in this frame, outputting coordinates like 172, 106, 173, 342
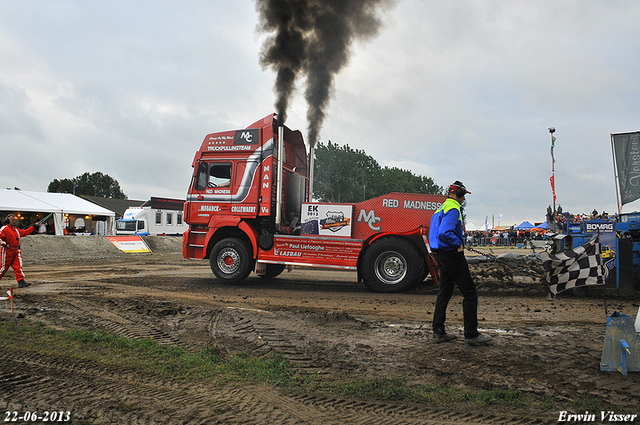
515, 221, 535, 229
537, 221, 549, 230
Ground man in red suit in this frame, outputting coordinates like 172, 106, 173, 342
0, 214, 41, 288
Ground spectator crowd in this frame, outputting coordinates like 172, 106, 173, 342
466, 208, 616, 247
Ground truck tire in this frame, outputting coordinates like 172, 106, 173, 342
361, 237, 424, 293
209, 238, 254, 283
259, 264, 287, 279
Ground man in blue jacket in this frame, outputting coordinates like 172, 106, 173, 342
429, 181, 492, 346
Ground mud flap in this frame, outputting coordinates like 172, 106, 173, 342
600, 311, 640, 374
255, 262, 266, 276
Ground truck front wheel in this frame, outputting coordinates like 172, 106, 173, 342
361, 237, 424, 293
209, 238, 254, 283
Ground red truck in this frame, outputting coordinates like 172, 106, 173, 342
182, 114, 446, 292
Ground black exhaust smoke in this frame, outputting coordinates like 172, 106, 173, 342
256, 0, 392, 148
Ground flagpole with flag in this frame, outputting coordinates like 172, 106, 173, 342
549, 127, 557, 231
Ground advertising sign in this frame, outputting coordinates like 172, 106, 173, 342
261, 235, 363, 268
108, 236, 151, 253
582, 221, 617, 285
301, 203, 353, 237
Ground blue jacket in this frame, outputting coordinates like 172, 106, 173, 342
429, 197, 464, 251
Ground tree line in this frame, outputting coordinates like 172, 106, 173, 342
47, 172, 127, 199
312, 141, 443, 203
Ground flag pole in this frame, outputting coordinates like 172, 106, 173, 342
610, 133, 622, 216
548, 127, 557, 231
603, 282, 608, 317
597, 231, 608, 317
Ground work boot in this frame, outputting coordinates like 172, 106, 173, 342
464, 334, 492, 346
433, 333, 457, 343
17, 280, 31, 288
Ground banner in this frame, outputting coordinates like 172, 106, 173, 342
108, 236, 151, 253
301, 203, 352, 237
612, 131, 640, 206
550, 134, 556, 168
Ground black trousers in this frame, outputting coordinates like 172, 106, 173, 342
432, 249, 479, 339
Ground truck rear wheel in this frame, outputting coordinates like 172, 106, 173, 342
361, 237, 424, 293
209, 238, 254, 283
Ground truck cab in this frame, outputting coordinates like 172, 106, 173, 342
116, 208, 148, 235
183, 115, 308, 259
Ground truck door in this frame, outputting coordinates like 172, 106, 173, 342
231, 160, 260, 215
137, 219, 147, 235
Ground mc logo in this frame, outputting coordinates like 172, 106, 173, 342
240, 131, 253, 143
358, 209, 381, 231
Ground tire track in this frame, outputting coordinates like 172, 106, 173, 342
0, 349, 282, 424
61, 298, 181, 345
1, 327, 558, 423
3, 297, 567, 424
2, 348, 472, 425
209, 308, 322, 372
207, 308, 556, 425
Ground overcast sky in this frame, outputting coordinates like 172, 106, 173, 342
1, 1, 639, 228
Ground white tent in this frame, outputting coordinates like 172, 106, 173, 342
465, 222, 481, 231
0, 189, 115, 235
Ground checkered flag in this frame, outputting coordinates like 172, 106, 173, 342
539, 235, 605, 298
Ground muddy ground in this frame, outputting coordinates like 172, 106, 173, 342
1, 236, 639, 424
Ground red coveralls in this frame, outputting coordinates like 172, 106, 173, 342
0, 224, 36, 283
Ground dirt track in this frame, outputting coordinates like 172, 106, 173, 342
1, 237, 639, 424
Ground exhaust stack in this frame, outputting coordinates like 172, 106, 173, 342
308, 145, 314, 201
275, 125, 285, 229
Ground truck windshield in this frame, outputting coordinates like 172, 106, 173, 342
116, 220, 136, 232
